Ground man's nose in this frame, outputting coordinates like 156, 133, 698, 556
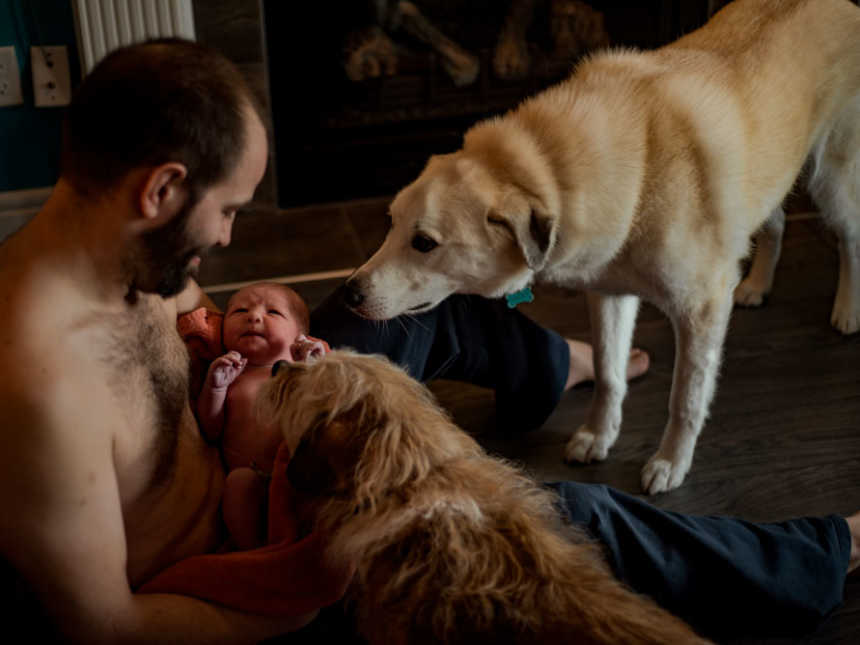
218, 218, 233, 247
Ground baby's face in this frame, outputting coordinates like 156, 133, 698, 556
223, 284, 302, 365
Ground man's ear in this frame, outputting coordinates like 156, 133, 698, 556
138, 162, 189, 222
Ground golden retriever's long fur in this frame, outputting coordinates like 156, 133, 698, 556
259, 350, 709, 644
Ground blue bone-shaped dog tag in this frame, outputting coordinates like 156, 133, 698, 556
505, 287, 534, 309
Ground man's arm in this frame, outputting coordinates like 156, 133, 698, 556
138, 442, 353, 615
0, 377, 309, 644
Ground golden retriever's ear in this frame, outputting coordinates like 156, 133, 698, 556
287, 414, 366, 497
490, 207, 556, 271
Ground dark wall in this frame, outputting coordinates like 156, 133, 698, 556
0, 0, 80, 192
192, 0, 277, 208
264, 1, 712, 208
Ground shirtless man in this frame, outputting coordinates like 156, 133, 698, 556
0, 40, 319, 643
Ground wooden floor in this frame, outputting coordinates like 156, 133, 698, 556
202, 208, 860, 645
434, 216, 860, 644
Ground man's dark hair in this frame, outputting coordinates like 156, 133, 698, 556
61, 38, 262, 198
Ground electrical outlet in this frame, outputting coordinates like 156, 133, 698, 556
0, 46, 24, 107
31, 45, 72, 107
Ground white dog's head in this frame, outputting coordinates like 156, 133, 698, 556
343, 143, 560, 319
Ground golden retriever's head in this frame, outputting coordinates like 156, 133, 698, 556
342, 118, 562, 320
257, 349, 482, 511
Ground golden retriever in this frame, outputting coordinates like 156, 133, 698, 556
341, 0, 860, 493
258, 350, 709, 644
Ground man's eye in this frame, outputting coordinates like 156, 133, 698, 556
411, 234, 438, 253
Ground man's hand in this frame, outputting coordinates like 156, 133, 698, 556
289, 336, 326, 363
206, 351, 247, 390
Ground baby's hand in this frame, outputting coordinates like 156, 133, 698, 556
290, 335, 326, 363
207, 351, 247, 389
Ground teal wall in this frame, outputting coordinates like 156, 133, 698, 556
0, 0, 79, 192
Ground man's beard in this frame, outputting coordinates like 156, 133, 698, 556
128, 199, 206, 299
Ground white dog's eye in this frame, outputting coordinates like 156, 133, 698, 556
411, 234, 438, 253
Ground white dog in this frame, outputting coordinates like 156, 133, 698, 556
342, 0, 860, 494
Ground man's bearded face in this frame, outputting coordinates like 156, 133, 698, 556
132, 197, 207, 298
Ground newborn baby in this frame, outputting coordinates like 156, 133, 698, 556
197, 281, 326, 549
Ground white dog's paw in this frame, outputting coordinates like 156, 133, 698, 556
831, 300, 860, 335
733, 278, 767, 307
564, 426, 612, 464
640, 454, 690, 495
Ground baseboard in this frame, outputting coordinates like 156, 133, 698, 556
0, 187, 52, 218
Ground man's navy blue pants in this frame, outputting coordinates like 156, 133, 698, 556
311, 289, 850, 638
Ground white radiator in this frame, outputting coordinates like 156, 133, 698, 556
72, 0, 196, 74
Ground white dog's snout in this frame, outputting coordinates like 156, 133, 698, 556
343, 275, 366, 309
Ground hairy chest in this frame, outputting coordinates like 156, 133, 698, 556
96, 298, 193, 500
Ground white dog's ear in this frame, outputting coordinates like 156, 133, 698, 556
489, 208, 557, 271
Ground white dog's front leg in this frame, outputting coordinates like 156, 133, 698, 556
831, 234, 860, 334
565, 292, 639, 464
734, 206, 785, 306
641, 295, 733, 494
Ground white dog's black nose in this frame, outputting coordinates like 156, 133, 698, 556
271, 360, 290, 377
343, 279, 365, 308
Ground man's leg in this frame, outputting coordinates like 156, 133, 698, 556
847, 511, 860, 573
312, 289, 650, 433
565, 339, 649, 390
311, 289, 571, 432
548, 481, 851, 637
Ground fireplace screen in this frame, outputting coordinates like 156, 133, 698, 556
264, 1, 711, 207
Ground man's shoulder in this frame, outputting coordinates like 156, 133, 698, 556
0, 334, 101, 417
0, 341, 117, 465
0, 275, 82, 361
0, 280, 116, 429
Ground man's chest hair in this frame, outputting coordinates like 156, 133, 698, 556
94, 296, 191, 481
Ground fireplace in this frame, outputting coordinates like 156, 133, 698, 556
263, 1, 716, 208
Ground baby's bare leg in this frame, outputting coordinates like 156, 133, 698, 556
223, 467, 268, 551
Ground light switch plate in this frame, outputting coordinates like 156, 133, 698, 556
32, 45, 72, 107
0, 46, 24, 107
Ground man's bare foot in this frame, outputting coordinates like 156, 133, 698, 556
847, 511, 860, 574
564, 339, 650, 390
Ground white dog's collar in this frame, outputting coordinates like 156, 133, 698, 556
505, 287, 534, 309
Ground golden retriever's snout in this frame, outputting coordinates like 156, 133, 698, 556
271, 359, 289, 377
